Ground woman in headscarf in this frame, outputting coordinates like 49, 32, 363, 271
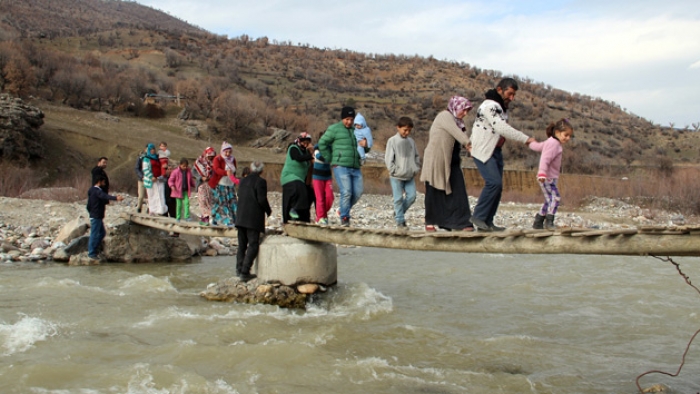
142, 143, 168, 215
208, 142, 239, 226
281, 132, 314, 223
419, 96, 474, 232
194, 146, 216, 225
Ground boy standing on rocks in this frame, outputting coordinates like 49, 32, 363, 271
385, 117, 421, 230
87, 175, 123, 261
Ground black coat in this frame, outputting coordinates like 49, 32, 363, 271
235, 173, 272, 232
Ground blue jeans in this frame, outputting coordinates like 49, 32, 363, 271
88, 218, 106, 258
390, 177, 416, 225
472, 149, 504, 226
333, 166, 363, 219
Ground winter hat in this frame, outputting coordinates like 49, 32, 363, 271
294, 132, 312, 145
341, 106, 356, 120
204, 147, 216, 157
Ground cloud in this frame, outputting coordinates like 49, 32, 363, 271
690, 60, 700, 69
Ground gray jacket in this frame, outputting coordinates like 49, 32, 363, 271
385, 133, 421, 181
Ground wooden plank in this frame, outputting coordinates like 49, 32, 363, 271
570, 228, 638, 237
282, 222, 700, 256
122, 215, 700, 256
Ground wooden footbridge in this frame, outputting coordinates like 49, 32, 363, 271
122, 213, 700, 257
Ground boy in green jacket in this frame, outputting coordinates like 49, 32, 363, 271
318, 107, 365, 227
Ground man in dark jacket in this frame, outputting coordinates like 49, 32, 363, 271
87, 175, 123, 260
91, 157, 110, 194
318, 106, 366, 227
235, 161, 272, 281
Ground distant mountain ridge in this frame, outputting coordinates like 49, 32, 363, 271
1, 0, 698, 178
0, 0, 204, 39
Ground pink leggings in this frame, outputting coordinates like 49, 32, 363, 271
313, 179, 334, 221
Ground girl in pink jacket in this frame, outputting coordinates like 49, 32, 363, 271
528, 118, 574, 230
168, 158, 197, 221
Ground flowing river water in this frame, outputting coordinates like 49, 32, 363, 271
1, 247, 699, 393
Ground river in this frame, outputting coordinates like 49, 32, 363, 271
1, 248, 699, 393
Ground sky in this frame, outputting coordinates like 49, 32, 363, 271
136, 0, 700, 127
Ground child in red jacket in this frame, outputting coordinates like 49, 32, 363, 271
168, 158, 197, 221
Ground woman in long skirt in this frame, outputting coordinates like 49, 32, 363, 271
420, 96, 474, 231
142, 143, 167, 215
208, 142, 239, 226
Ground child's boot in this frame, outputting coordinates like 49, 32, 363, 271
544, 214, 556, 230
533, 214, 545, 229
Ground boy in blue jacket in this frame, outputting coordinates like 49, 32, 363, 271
87, 175, 124, 260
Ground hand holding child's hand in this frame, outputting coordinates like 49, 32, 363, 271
526, 137, 536, 145
116, 195, 125, 201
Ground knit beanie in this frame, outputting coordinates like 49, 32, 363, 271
341, 106, 356, 120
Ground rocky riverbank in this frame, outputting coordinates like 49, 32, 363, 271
0, 190, 692, 263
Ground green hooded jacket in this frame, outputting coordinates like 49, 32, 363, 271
318, 121, 361, 169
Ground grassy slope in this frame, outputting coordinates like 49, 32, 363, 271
35, 102, 287, 190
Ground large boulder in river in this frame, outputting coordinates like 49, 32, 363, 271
101, 219, 192, 263
0, 94, 44, 165
54, 216, 89, 245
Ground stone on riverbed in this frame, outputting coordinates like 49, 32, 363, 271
200, 277, 309, 309
200, 236, 336, 308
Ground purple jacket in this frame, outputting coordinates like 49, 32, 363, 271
168, 167, 196, 198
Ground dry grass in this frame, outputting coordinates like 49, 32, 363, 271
0, 164, 39, 197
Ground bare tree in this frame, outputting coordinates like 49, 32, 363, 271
213, 91, 260, 138
4, 56, 36, 97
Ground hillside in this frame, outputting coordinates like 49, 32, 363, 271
1, 0, 699, 187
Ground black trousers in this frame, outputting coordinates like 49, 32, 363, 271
282, 180, 312, 223
236, 227, 261, 275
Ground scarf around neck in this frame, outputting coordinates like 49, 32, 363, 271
195, 147, 215, 176
485, 89, 507, 113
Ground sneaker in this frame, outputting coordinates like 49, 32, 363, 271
318, 218, 329, 226
470, 218, 492, 232
341, 217, 350, 227
397, 222, 408, 233
289, 209, 300, 220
